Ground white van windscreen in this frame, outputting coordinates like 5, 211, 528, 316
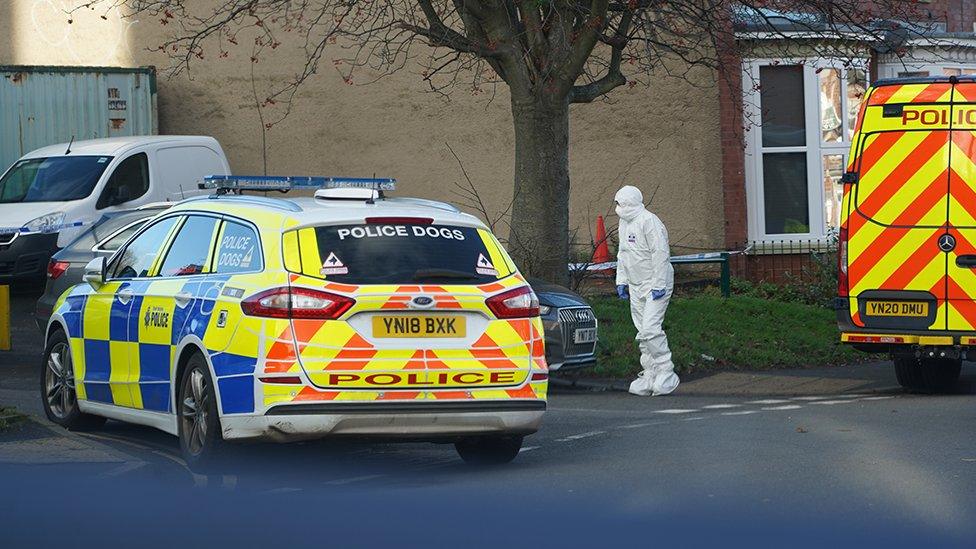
0, 156, 112, 203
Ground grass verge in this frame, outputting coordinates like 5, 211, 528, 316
586, 294, 866, 379
0, 406, 27, 432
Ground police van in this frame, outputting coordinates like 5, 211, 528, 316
838, 75, 976, 393
42, 176, 547, 467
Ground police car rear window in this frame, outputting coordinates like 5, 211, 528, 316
297, 224, 511, 284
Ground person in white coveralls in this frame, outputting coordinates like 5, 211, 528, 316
614, 185, 679, 396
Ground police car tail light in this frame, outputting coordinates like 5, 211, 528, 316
365, 217, 433, 225
486, 286, 540, 319
242, 288, 355, 319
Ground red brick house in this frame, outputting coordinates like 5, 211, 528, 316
721, 1, 976, 280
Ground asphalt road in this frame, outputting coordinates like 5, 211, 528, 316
3, 291, 976, 546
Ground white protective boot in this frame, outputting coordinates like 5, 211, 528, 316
627, 289, 679, 396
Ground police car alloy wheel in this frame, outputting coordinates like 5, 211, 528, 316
178, 354, 224, 466
40, 330, 105, 431
455, 435, 524, 464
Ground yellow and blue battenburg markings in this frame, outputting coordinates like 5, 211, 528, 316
55, 272, 262, 414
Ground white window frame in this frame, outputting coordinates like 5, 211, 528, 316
742, 58, 869, 243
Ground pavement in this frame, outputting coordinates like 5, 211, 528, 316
3, 291, 976, 545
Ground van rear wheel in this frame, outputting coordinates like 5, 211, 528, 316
892, 355, 961, 393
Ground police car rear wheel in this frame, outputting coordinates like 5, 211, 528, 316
178, 354, 224, 468
454, 435, 523, 464
40, 330, 105, 431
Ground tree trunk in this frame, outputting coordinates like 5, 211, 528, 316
508, 96, 571, 285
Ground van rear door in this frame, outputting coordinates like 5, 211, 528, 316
845, 82, 953, 331
945, 82, 976, 331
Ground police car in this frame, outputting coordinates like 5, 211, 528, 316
42, 176, 547, 467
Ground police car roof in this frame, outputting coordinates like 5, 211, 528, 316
174, 193, 487, 229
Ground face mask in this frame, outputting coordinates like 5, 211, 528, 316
614, 186, 644, 221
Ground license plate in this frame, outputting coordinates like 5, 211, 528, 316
574, 327, 597, 344
372, 315, 466, 338
865, 301, 929, 317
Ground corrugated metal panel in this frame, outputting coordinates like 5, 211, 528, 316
0, 65, 157, 170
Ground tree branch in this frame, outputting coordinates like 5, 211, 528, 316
569, 7, 632, 103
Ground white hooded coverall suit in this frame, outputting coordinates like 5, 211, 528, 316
615, 186, 680, 396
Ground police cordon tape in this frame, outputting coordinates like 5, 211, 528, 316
569, 250, 741, 272
0, 220, 89, 236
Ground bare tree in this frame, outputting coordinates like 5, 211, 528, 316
76, 0, 942, 283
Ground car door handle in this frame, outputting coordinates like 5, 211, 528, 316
957, 255, 976, 268
175, 291, 193, 308
117, 289, 133, 305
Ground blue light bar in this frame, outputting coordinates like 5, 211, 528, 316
200, 175, 396, 193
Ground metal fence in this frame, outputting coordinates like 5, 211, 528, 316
728, 239, 838, 284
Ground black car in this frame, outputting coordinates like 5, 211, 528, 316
529, 278, 598, 371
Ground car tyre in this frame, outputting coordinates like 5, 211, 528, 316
40, 329, 106, 431
455, 435, 523, 465
893, 355, 961, 393
178, 353, 226, 470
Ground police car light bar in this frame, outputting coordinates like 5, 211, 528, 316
200, 175, 396, 194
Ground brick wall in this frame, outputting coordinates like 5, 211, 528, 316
922, 0, 975, 32
719, 57, 748, 249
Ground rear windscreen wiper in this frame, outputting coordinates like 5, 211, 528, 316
412, 269, 481, 282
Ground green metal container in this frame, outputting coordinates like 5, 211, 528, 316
0, 65, 157, 170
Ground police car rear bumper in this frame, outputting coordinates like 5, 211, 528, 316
221, 401, 546, 442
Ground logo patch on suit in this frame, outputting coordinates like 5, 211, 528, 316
627, 233, 637, 243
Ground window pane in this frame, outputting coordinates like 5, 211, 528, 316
897, 71, 929, 77
214, 222, 261, 274
846, 68, 867, 140
760, 65, 806, 147
309, 224, 502, 284
113, 217, 179, 279
101, 222, 145, 252
964, 69, 976, 75
763, 153, 809, 234
158, 216, 219, 277
823, 154, 845, 230
820, 68, 842, 143
98, 153, 149, 209
943, 68, 962, 76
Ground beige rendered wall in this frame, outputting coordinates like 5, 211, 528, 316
0, 1, 724, 254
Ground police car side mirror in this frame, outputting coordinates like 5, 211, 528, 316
83, 257, 106, 289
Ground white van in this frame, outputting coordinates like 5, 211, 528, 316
0, 136, 230, 283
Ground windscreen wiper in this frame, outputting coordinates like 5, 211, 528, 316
412, 269, 481, 282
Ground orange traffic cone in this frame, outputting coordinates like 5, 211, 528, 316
592, 215, 611, 264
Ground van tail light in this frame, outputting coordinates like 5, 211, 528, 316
838, 226, 849, 297
486, 286, 540, 319
241, 287, 355, 319
47, 260, 69, 280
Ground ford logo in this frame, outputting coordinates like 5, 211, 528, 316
411, 296, 435, 308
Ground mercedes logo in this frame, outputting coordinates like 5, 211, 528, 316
938, 233, 956, 252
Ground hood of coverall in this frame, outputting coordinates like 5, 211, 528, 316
614, 186, 646, 222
